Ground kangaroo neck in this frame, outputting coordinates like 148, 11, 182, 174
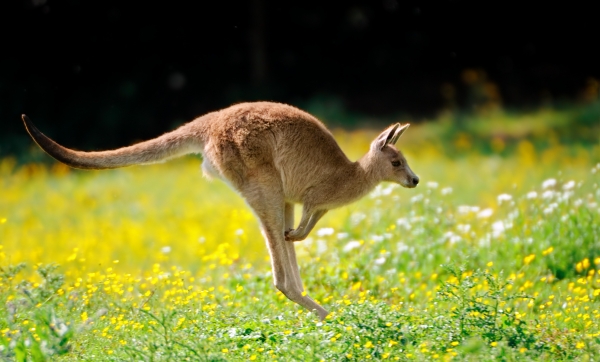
331, 158, 381, 205
357, 152, 384, 189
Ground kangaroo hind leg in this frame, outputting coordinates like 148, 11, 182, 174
241, 181, 328, 320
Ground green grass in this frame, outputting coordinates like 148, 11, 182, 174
1, 105, 600, 361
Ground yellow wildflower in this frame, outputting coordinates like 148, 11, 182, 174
523, 254, 536, 265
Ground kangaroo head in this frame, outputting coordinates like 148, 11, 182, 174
367, 123, 419, 188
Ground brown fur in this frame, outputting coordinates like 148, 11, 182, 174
22, 101, 419, 319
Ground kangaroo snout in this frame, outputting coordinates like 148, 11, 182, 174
403, 175, 419, 188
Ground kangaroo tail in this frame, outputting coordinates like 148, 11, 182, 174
22, 115, 202, 170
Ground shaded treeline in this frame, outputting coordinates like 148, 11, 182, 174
0, 0, 598, 156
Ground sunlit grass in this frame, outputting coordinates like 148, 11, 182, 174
1, 115, 599, 360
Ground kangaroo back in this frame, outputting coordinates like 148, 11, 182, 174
22, 115, 204, 170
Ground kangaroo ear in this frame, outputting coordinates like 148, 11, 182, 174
372, 123, 400, 151
390, 123, 410, 144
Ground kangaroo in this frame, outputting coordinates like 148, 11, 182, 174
22, 101, 419, 320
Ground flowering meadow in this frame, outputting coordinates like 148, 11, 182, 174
1, 106, 600, 361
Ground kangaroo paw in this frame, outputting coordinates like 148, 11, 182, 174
284, 229, 293, 241
285, 229, 302, 242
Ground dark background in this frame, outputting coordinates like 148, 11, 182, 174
1, 0, 598, 155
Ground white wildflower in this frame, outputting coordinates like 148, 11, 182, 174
374, 257, 386, 265
161, 246, 172, 254
235, 228, 244, 236
410, 216, 425, 223
491, 221, 507, 238
526, 191, 538, 199
396, 217, 411, 230
497, 193, 512, 204
494, 221, 506, 230
477, 208, 494, 218
558, 191, 573, 202
426, 181, 439, 189
411, 194, 424, 203
351, 212, 366, 225
542, 190, 555, 199
457, 224, 471, 233
543, 203, 558, 215
381, 184, 397, 196
343, 241, 362, 252
316, 227, 334, 237
444, 231, 461, 244
458, 205, 480, 214
396, 242, 409, 253
337, 232, 349, 240
441, 187, 453, 195
317, 239, 328, 254
562, 180, 575, 190
55, 322, 69, 337
370, 185, 384, 198
542, 178, 557, 189
479, 236, 491, 247
371, 235, 385, 242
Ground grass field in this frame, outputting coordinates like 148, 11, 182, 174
1, 105, 600, 361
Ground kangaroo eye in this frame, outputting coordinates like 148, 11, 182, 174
391, 160, 402, 167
